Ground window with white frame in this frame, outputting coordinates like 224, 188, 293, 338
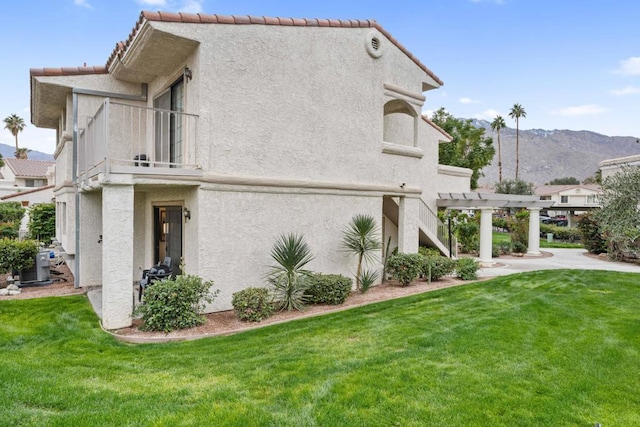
560, 195, 569, 203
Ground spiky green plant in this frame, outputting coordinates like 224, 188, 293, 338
359, 268, 379, 293
342, 214, 382, 291
266, 233, 315, 311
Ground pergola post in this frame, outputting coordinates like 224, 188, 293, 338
479, 207, 494, 265
527, 207, 542, 256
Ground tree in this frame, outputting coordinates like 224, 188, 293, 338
494, 179, 534, 195
15, 148, 30, 160
0, 153, 4, 169
431, 108, 495, 189
508, 104, 526, 180
582, 171, 602, 185
3, 114, 26, 158
490, 115, 507, 183
342, 214, 381, 291
547, 177, 580, 185
594, 166, 640, 260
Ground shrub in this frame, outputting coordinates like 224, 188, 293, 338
0, 222, 19, 239
386, 253, 423, 286
512, 241, 527, 253
422, 255, 456, 281
418, 246, 441, 257
509, 210, 529, 249
0, 238, 39, 274
0, 202, 25, 223
492, 244, 500, 258
457, 221, 479, 253
134, 273, 219, 332
266, 233, 314, 311
232, 287, 274, 322
497, 241, 512, 255
28, 203, 55, 243
305, 273, 353, 305
577, 212, 607, 254
455, 258, 480, 280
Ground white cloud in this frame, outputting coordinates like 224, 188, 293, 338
136, 0, 167, 5
614, 57, 640, 76
135, 0, 202, 12
473, 109, 502, 121
551, 104, 608, 117
74, 0, 92, 8
611, 86, 640, 95
459, 97, 480, 104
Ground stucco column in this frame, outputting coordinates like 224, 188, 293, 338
101, 184, 134, 329
527, 207, 542, 256
479, 207, 494, 265
398, 197, 419, 254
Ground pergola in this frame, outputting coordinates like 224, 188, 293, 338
437, 192, 555, 265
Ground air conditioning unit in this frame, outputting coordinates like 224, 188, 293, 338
20, 250, 51, 284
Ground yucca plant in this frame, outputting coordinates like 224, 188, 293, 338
266, 233, 315, 311
342, 214, 382, 291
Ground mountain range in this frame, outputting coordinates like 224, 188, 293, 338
471, 119, 640, 186
0, 142, 54, 162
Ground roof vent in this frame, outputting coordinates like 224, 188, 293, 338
365, 31, 383, 58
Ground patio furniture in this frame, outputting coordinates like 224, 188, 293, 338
138, 257, 172, 301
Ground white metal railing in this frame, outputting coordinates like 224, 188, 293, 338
419, 200, 457, 257
77, 99, 199, 183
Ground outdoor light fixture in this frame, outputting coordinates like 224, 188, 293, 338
400, 182, 406, 188
183, 207, 191, 221
184, 67, 193, 82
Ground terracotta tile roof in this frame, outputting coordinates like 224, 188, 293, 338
104, 11, 443, 86
0, 185, 55, 201
4, 159, 54, 178
422, 116, 452, 141
30, 66, 108, 77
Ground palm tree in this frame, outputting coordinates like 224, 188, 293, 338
490, 115, 507, 183
266, 233, 315, 311
508, 104, 526, 180
3, 114, 26, 158
15, 147, 30, 160
342, 214, 382, 291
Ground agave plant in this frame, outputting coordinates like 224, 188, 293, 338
342, 214, 382, 290
266, 233, 315, 311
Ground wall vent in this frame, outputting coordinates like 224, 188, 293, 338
365, 31, 383, 58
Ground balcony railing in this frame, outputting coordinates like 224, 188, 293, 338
77, 99, 199, 183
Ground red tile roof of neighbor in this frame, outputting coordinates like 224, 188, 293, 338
30, 11, 443, 86
4, 159, 54, 178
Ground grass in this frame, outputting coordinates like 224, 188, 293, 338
1, 270, 639, 425
493, 231, 583, 249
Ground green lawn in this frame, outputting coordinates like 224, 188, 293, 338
493, 231, 583, 249
1, 270, 639, 426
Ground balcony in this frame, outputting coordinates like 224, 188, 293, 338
77, 99, 200, 185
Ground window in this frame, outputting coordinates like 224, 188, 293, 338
25, 179, 45, 187
560, 195, 569, 203
383, 99, 417, 147
587, 195, 598, 204
540, 195, 551, 200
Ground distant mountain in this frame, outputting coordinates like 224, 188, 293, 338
470, 119, 640, 186
0, 143, 53, 161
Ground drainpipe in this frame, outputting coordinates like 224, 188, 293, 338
71, 84, 148, 288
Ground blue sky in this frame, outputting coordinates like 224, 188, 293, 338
3, 0, 640, 154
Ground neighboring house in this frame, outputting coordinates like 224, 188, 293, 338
30, 11, 472, 329
0, 158, 54, 197
535, 184, 601, 224
599, 154, 640, 180
1, 185, 56, 238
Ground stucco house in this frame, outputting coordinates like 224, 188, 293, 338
0, 158, 54, 197
29, 11, 473, 329
535, 184, 601, 225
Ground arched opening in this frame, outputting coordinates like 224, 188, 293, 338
383, 99, 417, 147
